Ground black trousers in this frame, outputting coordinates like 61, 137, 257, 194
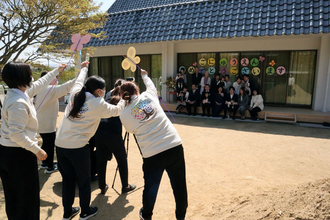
56, 145, 91, 216
202, 103, 211, 115
224, 104, 238, 117
95, 134, 128, 190
0, 145, 40, 220
249, 107, 261, 119
40, 132, 56, 168
212, 104, 224, 117
186, 102, 198, 115
141, 145, 188, 220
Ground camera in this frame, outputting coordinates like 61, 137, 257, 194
126, 77, 135, 82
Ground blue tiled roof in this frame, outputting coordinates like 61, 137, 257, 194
87, 0, 330, 47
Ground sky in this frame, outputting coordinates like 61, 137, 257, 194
20, 0, 116, 67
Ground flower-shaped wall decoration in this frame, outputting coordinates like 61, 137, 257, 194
259, 56, 265, 62
269, 60, 276, 66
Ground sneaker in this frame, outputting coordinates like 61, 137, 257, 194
63, 207, 80, 220
40, 163, 48, 169
40, 162, 58, 169
101, 184, 109, 195
46, 165, 58, 174
122, 184, 136, 194
79, 207, 98, 220
139, 208, 152, 220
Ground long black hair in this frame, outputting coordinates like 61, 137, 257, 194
68, 76, 105, 119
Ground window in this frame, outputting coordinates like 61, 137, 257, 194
287, 51, 316, 106
151, 55, 162, 96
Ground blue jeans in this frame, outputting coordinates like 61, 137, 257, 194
141, 145, 188, 220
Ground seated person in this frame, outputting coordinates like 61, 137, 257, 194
176, 91, 187, 114
249, 89, 264, 120
186, 84, 200, 116
237, 87, 249, 120
223, 86, 238, 120
212, 86, 225, 117
201, 84, 212, 117
176, 73, 184, 95
183, 87, 189, 100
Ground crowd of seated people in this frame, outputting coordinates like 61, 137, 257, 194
175, 71, 263, 120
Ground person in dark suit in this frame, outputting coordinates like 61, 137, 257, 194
211, 74, 221, 94
201, 84, 212, 117
186, 84, 200, 116
243, 74, 257, 96
192, 67, 202, 89
212, 86, 226, 117
223, 86, 238, 120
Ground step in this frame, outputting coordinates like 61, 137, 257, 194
265, 118, 296, 124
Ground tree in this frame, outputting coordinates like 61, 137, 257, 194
0, 0, 107, 68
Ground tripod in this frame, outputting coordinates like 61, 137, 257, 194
111, 131, 142, 189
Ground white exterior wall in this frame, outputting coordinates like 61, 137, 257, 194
92, 34, 330, 110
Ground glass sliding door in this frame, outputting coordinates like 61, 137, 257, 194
240, 52, 263, 91
287, 51, 316, 106
263, 51, 290, 104
98, 57, 111, 90
151, 55, 162, 96
111, 56, 124, 88
177, 53, 198, 88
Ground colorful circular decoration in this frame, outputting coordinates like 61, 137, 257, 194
188, 66, 195, 74
178, 66, 186, 73
199, 67, 206, 75
208, 58, 216, 66
276, 66, 286, 75
252, 67, 261, 76
230, 58, 238, 66
220, 58, 228, 66
230, 67, 238, 75
241, 58, 249, 66
208, 67, 216, 75
269, 60, 276, 66
241, 67, 250, 75
266, 67, 275, 75
199, 58, 206, 66
250, 58, 259, 67
220, 67, 228, 75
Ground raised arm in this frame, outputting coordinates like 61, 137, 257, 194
26, 64, 67, 98
99, 98, 126, 118
141, 69, 158, 98
69, 62, 89, 99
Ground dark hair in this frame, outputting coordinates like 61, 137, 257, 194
225, 74, 229, 78
221, 76, 225, 80
68, 76, 106, 118
41, 71, 48, 77
114, 79, 124, 88
236, 76, 241, 81
120, 81, 139, 105
244, 74, 249, 78
252, 89, 259, 94
218, 86, 223, 92
1, 61, 32, 88
205, 84, 210, 87
110, 95, 121, 105
239, 87, 246, 96
229, 86, 235, 92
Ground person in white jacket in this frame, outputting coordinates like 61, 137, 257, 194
119, 70, 188, 220
249, 89, 264, 120
199, 71, 211, 94
55, 61, 125, 220
0, 61, 67, 220
35, 71, 76, 173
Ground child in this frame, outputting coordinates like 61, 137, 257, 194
176, 91, 187, 114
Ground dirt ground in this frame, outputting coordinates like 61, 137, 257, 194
1, 110, 330, 220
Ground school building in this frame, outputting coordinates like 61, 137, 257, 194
85, 0, 330, 122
